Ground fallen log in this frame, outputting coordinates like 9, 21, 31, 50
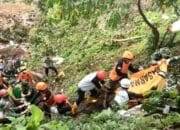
112, 35, 145, 43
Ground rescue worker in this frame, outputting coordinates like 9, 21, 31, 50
50, 93, 72, 115
114, 78, 131, 106
0, 73, 9, 89
20, 81, 37, 103
17, 70, 34, 86
109, 51, 140, 90
114, 78, 143, 107
11, 55, 21, 72
76, 70, 107, 105
4, 55, 21, 77
43, 55, 58, 76
34, 82, 54, 117
10, 83, 30, 115
0, 55, 5, 73
0, 89, 11, 124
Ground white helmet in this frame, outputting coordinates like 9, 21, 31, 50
120, 78, 131, 89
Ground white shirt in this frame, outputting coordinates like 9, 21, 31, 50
50, 106, 58, 114
78, 72, 97, 91
0, 63, 4, 70
114, 89, 129, 106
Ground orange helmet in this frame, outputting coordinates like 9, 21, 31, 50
97, 70, 106, 81
122, 51, 134, 60
36, 82, 48, 91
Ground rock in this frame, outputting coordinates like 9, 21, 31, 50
169, 19, 180, 33
52, 56, 64, 67
0, 3, 38, 28
0, 2, 39, 42
0, 43, 26, 58
117, 105, 145, 118
159, 47, 172, 59
151, 47, 172, 62
163, 105, 170, 114
166, 74, 178, 90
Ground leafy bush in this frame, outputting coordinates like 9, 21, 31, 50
142, 89, 179, 114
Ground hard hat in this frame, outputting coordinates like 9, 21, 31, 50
54, 94, 67, 104
0, 89, 8, 97
96, 70, 106, 80
36, 82, 48, 91
122, 51, 134, 60
120, 78, 131, 89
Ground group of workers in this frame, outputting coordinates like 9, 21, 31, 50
0, 49, 171, 124
0, 54, 70, 123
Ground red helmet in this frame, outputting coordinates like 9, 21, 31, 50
96, 70, 106, 81
54, 94, 67, 104
0, 89, 8, 97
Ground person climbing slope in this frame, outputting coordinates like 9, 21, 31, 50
43, 54, 58, 76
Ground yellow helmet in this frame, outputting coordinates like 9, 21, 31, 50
122, 51, 134, 60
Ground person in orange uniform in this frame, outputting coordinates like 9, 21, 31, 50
17, 70, 34, 86
34, 82, 54, 117
109, 51, 140, 90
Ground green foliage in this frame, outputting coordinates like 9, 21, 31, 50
142, 89, 179, 114
155, 0, 178, 8
107, 10, 121, 29
29, 0, 152, 89
3, 112, 179, 130
1, 0, 180, 130
39, 120, 69, 130
27, 105, 44, 129
0, 94, 179, 130
0, 105, 69, 130
28, 0, 180, 89
61, 110, 180, 130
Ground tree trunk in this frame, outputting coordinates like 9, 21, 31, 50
137, 0, 160, 50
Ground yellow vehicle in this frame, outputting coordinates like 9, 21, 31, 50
128, 58, 170, 96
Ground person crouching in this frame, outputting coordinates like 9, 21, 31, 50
76, 70, 107, 105
50, 93, 72, 115
114, 78, 143, 108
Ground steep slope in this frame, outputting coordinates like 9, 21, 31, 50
28, 0, 180, 94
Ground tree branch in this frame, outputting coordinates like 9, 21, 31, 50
112, 35, 144, 42
137, 0, 160, 49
